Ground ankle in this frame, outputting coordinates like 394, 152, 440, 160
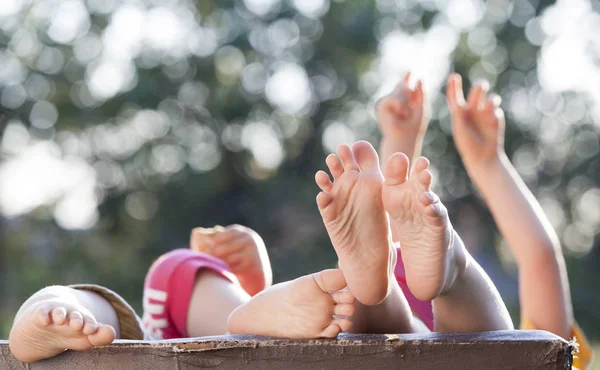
439, 230, 468, 297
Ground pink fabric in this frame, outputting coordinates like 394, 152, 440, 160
142, 249, 237, 339
394, 247, 434, 331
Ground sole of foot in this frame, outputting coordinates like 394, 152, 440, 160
227, 269, 355, 338
9, 299, 116, 363
382, 152, 458, 301
315, 141, 396, 306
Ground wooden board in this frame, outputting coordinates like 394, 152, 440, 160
0, 330, 572, 370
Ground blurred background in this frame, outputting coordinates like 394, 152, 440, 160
0, 0, 599, 362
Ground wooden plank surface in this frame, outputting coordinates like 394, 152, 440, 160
0, 330, 572, 370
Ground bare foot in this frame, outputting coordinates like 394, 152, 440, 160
382, 153, 460, 301
9, 299, 116, 363
227, 269, 355, 338
315, 141, 396, 306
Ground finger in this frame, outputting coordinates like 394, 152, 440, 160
403, 71, 411, 85
380, 97, 408, 118
221, 252, 246, 270
446, 73, 465, 112
190, 228, 217, 252
211, 229, 243, 245
486, 93, 501, 111
211, 236, 250, 258
466, 80, 489, 112
409, 80, 424, 111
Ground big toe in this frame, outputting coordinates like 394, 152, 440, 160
384, 152, 410, 185
313, 269, 348, 293
352, 141, 380, 171
88, 325, 116, 346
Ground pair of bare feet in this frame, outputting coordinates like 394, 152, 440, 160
228, 141, 461, 337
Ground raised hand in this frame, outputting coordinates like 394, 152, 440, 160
190, 224, 272, 296
376, 72, 429, 139
446, 73, 505, 169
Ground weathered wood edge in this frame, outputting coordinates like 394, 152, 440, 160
0, 330, 573, 370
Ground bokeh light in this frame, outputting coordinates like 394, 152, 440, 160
1, 0, 599, 348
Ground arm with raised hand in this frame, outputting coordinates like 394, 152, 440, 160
446, 73, 572, 339
376, 72, 429, 169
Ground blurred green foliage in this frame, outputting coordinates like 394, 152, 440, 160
0, 0, 599, 340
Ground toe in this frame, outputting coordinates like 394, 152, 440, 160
316, 192, 333, 211
411, 157, 430, 176
352, 141, 380, 171
326, 154, 344, 179
82, 315, 99, 335
419, 190, 439, 206
33, 306, 52, 327
68, 311, 84, 331
319, 323, 342, 338
331, 290, 355, 304
417, 169, 433, 190
313, 269, 347, 293
424, 202, 448, 222
384, 152, 410, 186
336, 144, 358, 171
51, 307, 67, 325
334, 303, 355, 317
333, 318, 353, 332
315, 171, 333, 193
89, 325, 116, 346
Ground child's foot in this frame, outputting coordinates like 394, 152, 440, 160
227, 269, 355, 338
9, 299, 116, 363
382, 153, 461, 301
315, 141, 396, 306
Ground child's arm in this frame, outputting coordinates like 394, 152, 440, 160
377, 73, 429, 243
376, 72, 429, 168
446, 73, 572, 339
